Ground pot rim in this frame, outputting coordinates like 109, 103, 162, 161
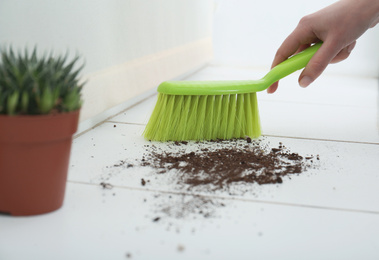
0, 109, 80, 143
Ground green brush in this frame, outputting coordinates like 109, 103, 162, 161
144, 43, 322, 141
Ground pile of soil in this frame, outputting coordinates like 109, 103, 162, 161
141, 138, 316, 191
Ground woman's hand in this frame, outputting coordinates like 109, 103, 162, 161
267, 0, 379, 93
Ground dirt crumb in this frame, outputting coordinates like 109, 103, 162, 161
100, 182, 113, 189
177, 244, 185, 252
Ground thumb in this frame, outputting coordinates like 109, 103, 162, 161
299, 41, 340, 87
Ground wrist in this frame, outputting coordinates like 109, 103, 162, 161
350, 0, 379, 27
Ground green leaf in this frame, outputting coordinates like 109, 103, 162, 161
39, 87, 54, 114
63, 89, 81, 111
21, 91, 29, 113
0, 89, 3, 113
7, 91, 19, 115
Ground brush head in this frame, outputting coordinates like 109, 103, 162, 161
143, 92, 261, 141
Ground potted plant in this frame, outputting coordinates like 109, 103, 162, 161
0, 47, 84, 216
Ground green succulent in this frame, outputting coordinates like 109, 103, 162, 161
0, 47, 84, 115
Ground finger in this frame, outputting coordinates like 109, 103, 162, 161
294, 43, 311, 55
299, 40, 341, 87
271, 36, 302, 69
269, 22, 319, 93
270, 42, 319, 92
267, 82, 278, 94
268, 42, 314, 93
269, 41, 313, 93
330, 41, 356, 64
271, 24, 318, 69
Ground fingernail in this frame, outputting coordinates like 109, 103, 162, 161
299, 76, 312, 88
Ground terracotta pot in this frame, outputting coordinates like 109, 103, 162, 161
0, 110, 80, 216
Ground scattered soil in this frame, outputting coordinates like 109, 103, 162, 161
100, 182, 113, 189
158, 194, 225, 219
113, 160, 133, 168
141, 138, 314, 189
107, 137, 318, 221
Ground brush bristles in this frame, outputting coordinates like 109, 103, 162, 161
143, 93, 261, 141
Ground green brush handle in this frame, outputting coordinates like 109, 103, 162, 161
158, 42, 322, 95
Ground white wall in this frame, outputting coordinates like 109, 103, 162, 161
0, 0, 214, 122
212, 0, 379, 78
